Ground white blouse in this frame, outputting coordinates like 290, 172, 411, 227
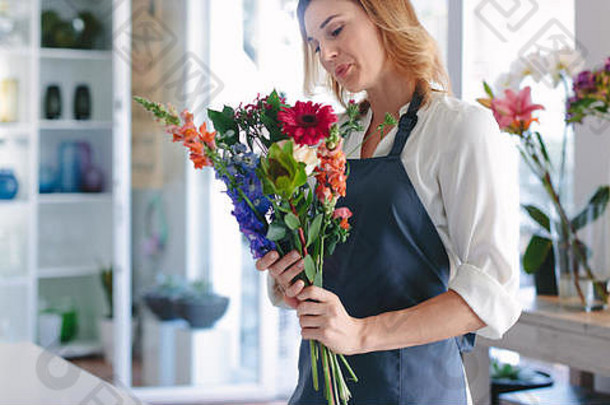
266, 91, 523, 341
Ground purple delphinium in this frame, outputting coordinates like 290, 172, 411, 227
215, 145, 275, 258
574, 70, 595, 95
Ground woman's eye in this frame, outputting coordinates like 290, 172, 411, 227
312, 26, 343, 54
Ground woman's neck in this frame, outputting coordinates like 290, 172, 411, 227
365, 67, 416, 123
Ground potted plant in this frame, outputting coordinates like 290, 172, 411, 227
98, 264, 137, 365
174, 280, 229, 329
142, 274, 185, 321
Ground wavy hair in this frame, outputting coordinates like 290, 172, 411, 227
296, 0, 450, 109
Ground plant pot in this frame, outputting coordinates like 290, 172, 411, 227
98, 317, 137, 365
143, 292, 181, 321
174, 295, 229, 329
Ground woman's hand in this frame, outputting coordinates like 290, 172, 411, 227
255, 250, 307, 309
296, 286, 367, 355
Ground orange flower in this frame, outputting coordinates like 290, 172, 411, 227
339, 218, 350, 230
314, 138, 348, 203
165, 109, 216, 169
199, 122, 217, 148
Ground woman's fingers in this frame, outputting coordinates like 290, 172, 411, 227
299, 314, 323, 328
255, 251, 279, 271
297, 301, 325, 317
267, 250, 301, 278
277, 258, 305, 289
285, 279, 306, 298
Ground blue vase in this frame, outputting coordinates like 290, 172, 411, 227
58, 141, 80, 193
0, 169, 18, 200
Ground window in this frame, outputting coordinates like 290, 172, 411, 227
462, 0, 576, 287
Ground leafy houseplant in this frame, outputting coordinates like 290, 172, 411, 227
143, 274, 186, 321
98, 264, 137, 365
479, 51, 610, 309
173, 280, 230, 329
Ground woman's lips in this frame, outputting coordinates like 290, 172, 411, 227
335, 64, 352, 79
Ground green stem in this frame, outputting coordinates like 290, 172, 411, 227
541, 172, 608, 305
332, 351, 350, 404
338, 354, 358, 382
289, 201, 309, 258
321, 345, 334, 405
310, 340, 319, 391
328, 347, 340, 405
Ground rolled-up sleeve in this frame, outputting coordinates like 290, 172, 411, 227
441, 106, 523, 340
267, 270, 293, 310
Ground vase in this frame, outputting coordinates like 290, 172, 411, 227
0, 169, 18, 199
550, 203, 610, 311
73, 84, 91, 120
44, 85, 62, 120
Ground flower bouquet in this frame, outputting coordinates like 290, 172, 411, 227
135, 91, 364, 404
478, 52, 610, 309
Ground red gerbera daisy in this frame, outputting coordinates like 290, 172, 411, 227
277, 101, 337, 146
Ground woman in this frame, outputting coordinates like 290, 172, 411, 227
255, 0, 523, 403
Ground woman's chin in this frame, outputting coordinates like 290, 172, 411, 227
339, 79, 363, 94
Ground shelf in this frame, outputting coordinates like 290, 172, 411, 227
39, 48, 113, 61
0, 123, 32, 136
50, 340, 103, 359
0, 200, 30, 209
38, 120, 113, 131
38, 193, 111, 204
0, 47, 32, 57
0, 276, 29, 287
38, 265, 100, 279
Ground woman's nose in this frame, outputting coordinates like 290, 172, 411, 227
319, 42, 338, 64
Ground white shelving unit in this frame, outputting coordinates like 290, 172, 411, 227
0, 0, 131, 373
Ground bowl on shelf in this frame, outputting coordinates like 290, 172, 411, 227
142, 275, 186, 321
174, 294, 229, 329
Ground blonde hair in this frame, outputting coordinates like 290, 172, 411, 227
297, 0, 450, 109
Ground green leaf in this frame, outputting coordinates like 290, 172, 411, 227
522, 204, 550, 232
266, 223, 286, 241
307, 214, 323, 247
483, 81, 494, 98
304, 255, 316, 283
326, 238, 338, 256
571, 186, 610, 231
534, 132, 551, 167
522, 235, 552, 274
313, 270, 323, 287
207, 107, 238, 138
260, 113, 284, 143
284, 212, 300, 230
276, 202, 291, 213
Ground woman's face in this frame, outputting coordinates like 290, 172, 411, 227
304, 0, 388, 93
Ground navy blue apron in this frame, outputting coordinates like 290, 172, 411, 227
289, 89, 475, 404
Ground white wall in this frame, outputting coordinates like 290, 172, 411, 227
575, 0, 610, 394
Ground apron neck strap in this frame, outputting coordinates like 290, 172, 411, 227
390, 85, 424, 157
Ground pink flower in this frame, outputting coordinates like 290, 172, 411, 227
332, 207, 352, 219
332, 207, 352, 230
490, 87, 544, 134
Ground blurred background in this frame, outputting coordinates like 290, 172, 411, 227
0, 0, 609, 404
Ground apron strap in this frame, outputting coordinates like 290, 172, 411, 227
389, 85, 424, 157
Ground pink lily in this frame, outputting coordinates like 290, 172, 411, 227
490, 86, 545, 134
